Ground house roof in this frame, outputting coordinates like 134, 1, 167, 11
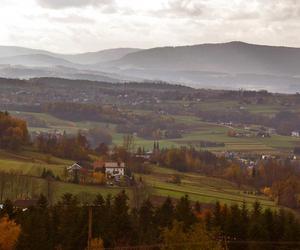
14, 199, 38, 208
67, 163, 82, 171
93, 160, 104, 169
104, 162, 125, 168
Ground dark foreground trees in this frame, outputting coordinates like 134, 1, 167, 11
1, 192, 300, 250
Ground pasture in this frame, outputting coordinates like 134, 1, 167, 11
139, 166, 277, 209
8, 110, 300, 154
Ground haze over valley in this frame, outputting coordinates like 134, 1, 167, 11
1, 41, 300, 93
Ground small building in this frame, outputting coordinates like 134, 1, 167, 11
66, 163, 83, 183
291, 131, 300, 137
67, 163, 82, 172
104, 162, 125, 177
14, 199, 38, 209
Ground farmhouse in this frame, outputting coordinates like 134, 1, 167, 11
291, 131, 300, 137
104, 162, 125, 177
67, 163, 82, 172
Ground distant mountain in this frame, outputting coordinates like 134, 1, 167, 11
103, 41, 300, 76
0, 46, 141, 65
0, 65, 137, 82
0, 54, 74, 67
61, 48, 141, 64
1, 42, 300, 93
0, 46, 53, 58
93, 41, 300, 92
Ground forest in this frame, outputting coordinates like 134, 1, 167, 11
1, 192, 300, 250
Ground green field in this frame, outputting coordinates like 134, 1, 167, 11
0, 149, 277, 208
137, 166, 277, 209
9, 110, 300, 154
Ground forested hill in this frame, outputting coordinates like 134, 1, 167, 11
109, 41, 300, 76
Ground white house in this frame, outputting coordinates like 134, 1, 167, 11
104, 162, 125, 177
291, 131, 300, 137
67, 163, 82, 172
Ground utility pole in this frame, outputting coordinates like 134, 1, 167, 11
87, 206, 93, 250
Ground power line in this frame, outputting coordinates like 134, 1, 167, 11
101, 241, 300, 250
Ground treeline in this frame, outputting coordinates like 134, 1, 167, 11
41, 102, 125, 124
116, 114, 185, 139
35, 132, 90, 161
156, 147, 227, 174
0, 111, 28, 150
152, 147, 300, 209
1, 192, 300, 250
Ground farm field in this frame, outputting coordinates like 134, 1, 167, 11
0, 148, 277, 208
8, 110, 300, 154
0, 149, 127, 203
137, 166, 277, 209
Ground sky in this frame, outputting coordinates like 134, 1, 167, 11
0, 0, 300, 53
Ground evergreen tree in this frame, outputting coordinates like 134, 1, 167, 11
174, 195, 196, 230
155, 197, 174, 228
138, 199, 156, 244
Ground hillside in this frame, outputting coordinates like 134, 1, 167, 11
0, 46, 141, 65
97, 41, 300, 92
108, 41, 300, 76
1, 42, 300, 92
0, 54, 74, 67
61, 48, 142, 64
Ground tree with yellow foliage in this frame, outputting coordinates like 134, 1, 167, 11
92, 172, 106, 185
89, 238, 104, 250
0, 216, 21, 250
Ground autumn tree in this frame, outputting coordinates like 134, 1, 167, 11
0, 216, 21, 250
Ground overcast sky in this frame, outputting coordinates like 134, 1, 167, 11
0, 0, 300, 53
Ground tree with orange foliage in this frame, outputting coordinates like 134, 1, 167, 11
0, 216, 21, 250
89, 238, 104, 250
92, 172, 106, 185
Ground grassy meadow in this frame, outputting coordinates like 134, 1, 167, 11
137, 166, 277, 209
10, 110, 300, 154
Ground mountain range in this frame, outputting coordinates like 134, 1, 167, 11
0, 42, 300, 93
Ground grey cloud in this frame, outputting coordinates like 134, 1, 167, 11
36, 0, 116, 10
161, 0, 205, 17
51, 14, 95, 24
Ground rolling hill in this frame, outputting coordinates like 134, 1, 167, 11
105, 41, 300, 76
1, 42, 300, 92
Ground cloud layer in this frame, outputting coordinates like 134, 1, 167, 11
0, 0, 299, 53
37, 0, 113, 9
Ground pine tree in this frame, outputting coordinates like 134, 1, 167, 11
174, 195, 196, 230
155, 197, 174, 228
138, 199, 156, 244
110, 191, 131, 246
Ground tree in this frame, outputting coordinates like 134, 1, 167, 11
174, 195, 196, 229
95, 143, 109, 157
89, 238, 104, 250
155, 197, 174, 228
0, 216, 21, 250
162, 221, 222, 250
123, 134, 135, 153
110, 191, 131, 246
138, 199, 156, 244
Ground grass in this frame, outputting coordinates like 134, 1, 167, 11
0, 150, 69, 177
139, 166, 277, 209
0, 149, 127, 203
0, 148, 279, 209
9, 109, 300, 153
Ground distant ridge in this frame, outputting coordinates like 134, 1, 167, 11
106, 41, 300, 76
0, 41, 300, 93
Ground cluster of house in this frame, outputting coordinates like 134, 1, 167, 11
221, 151, 298, 172
66, 161, 126, 183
